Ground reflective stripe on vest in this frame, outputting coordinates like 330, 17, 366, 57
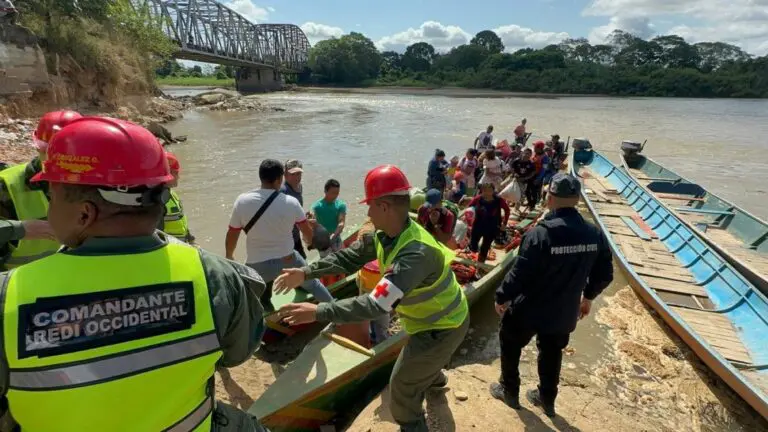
0, 164, 59, 268
2, 242, 222, 432
375, 221, 468, 334
163, 189, 190, 241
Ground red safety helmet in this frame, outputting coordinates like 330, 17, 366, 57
453, 171, 465, 181
32, 110, 83, 150
360, 165, 411, 204
166, 152, 180, 173
533, 140, 546, 151
32, 116, 174, 187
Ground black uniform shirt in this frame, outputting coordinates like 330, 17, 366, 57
496, 207, 613, 334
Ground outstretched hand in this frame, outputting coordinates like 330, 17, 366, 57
273, 268, 306, 295
278, 303, 318, 326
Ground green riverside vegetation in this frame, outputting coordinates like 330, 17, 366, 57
303, 30, 768, 98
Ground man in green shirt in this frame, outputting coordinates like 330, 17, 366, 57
275, 165, 469, 432
310, 179, 347, 257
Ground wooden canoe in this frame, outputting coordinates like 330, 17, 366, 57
619, 146, 768, 296
262, 227, 362, 344
574, 146, 768, 420
247, 211, 544, 431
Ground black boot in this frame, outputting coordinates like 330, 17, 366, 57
489, 382, 520, 409
526, 388, 556, 417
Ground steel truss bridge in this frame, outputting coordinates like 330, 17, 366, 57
132, 0, 310, 72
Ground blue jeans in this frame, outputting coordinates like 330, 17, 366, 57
247, 251, 332, 311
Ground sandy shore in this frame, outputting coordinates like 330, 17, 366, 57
215, 281, 767, 432
295, 86, 608, 99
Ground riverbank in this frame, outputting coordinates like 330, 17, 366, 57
295, 85, 608, 99
0, 88, 281, 162
156, 76, 236, 88
214, 278, 768, 432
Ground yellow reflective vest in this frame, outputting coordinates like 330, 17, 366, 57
0, 163, 59, 268
375, 221, 468, 335
164, 189, 190, 242
2, 242, 222, 431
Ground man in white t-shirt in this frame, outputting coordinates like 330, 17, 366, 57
225, 159, 332, 311
474, 125, 495, 151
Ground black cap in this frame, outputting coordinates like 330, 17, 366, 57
435, 149, 446, 157
548, 173, 581, 198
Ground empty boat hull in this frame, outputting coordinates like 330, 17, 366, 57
575, 148, 768, 420
621, 150, 768, 295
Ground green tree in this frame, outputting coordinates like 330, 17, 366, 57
470, 30, 504, 54
308, 33, 382, 84
402, 42, 436, 72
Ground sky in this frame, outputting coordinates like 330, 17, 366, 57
184, 0, 768, 69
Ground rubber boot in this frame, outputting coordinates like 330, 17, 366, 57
489, 382, 520, 409
399, 416, 429, 432
526, 388, 556, 417
430, 370, 449, 389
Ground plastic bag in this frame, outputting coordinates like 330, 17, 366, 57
500, 179, 522, 204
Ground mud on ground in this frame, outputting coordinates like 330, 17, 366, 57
214, 284, 768, 432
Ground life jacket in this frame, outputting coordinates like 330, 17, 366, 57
2, 241, 222, 431
374, 222, 468, 334
0, 163, 59, 268
163, 189, 190, 242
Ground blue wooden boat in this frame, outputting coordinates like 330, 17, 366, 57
619, 141, 768, 296
573, 142, 768, 420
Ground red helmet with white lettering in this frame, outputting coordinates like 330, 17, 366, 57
360, 165, 411, 204
31, 116, 174, 187
32, 110, 83, 151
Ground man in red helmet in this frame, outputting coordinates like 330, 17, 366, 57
0, 117, 271, 431
0, 110, 82, 270
159, 152, 195, 243
274, 165, 470, 432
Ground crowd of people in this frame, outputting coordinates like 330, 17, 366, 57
0, 111, 612, 432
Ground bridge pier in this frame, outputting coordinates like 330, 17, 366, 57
235, 67, 284, 94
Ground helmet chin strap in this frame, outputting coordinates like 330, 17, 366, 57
97, 185, 170, 207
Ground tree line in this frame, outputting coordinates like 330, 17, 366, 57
303, 30, 768, 98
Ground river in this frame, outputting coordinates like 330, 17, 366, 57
163, 89, 768, 256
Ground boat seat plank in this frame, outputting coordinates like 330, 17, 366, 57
644, 276, 708, 297
619, 242, 645, 266
674, 207, 735, 216
586, 188, 616, 203
597, 208, 638, 217
634, 267, 695, 283
620, 216, 651, 240
657, 193, 705, 202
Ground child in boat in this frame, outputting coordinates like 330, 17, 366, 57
459, 148, 479, 195
448, 172, 467, 203
467, 182, 511, 263
445, 155, 459, 181
480, 149, 504, 191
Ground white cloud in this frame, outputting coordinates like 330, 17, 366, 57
226, 0, 270, 23
376, 21, 471, 52
300, 22, 345, 45
493, 25, 570, 51
376, 21, 568, 53
583, 0, 768, 54
588, 16, 655, 44
266, 6, 275, 13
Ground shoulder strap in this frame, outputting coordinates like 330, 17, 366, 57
244, 190, 280, 234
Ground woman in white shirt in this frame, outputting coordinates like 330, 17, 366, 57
479, 149, 504, 190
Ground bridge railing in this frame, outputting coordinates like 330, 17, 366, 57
132, 0, 309, 72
